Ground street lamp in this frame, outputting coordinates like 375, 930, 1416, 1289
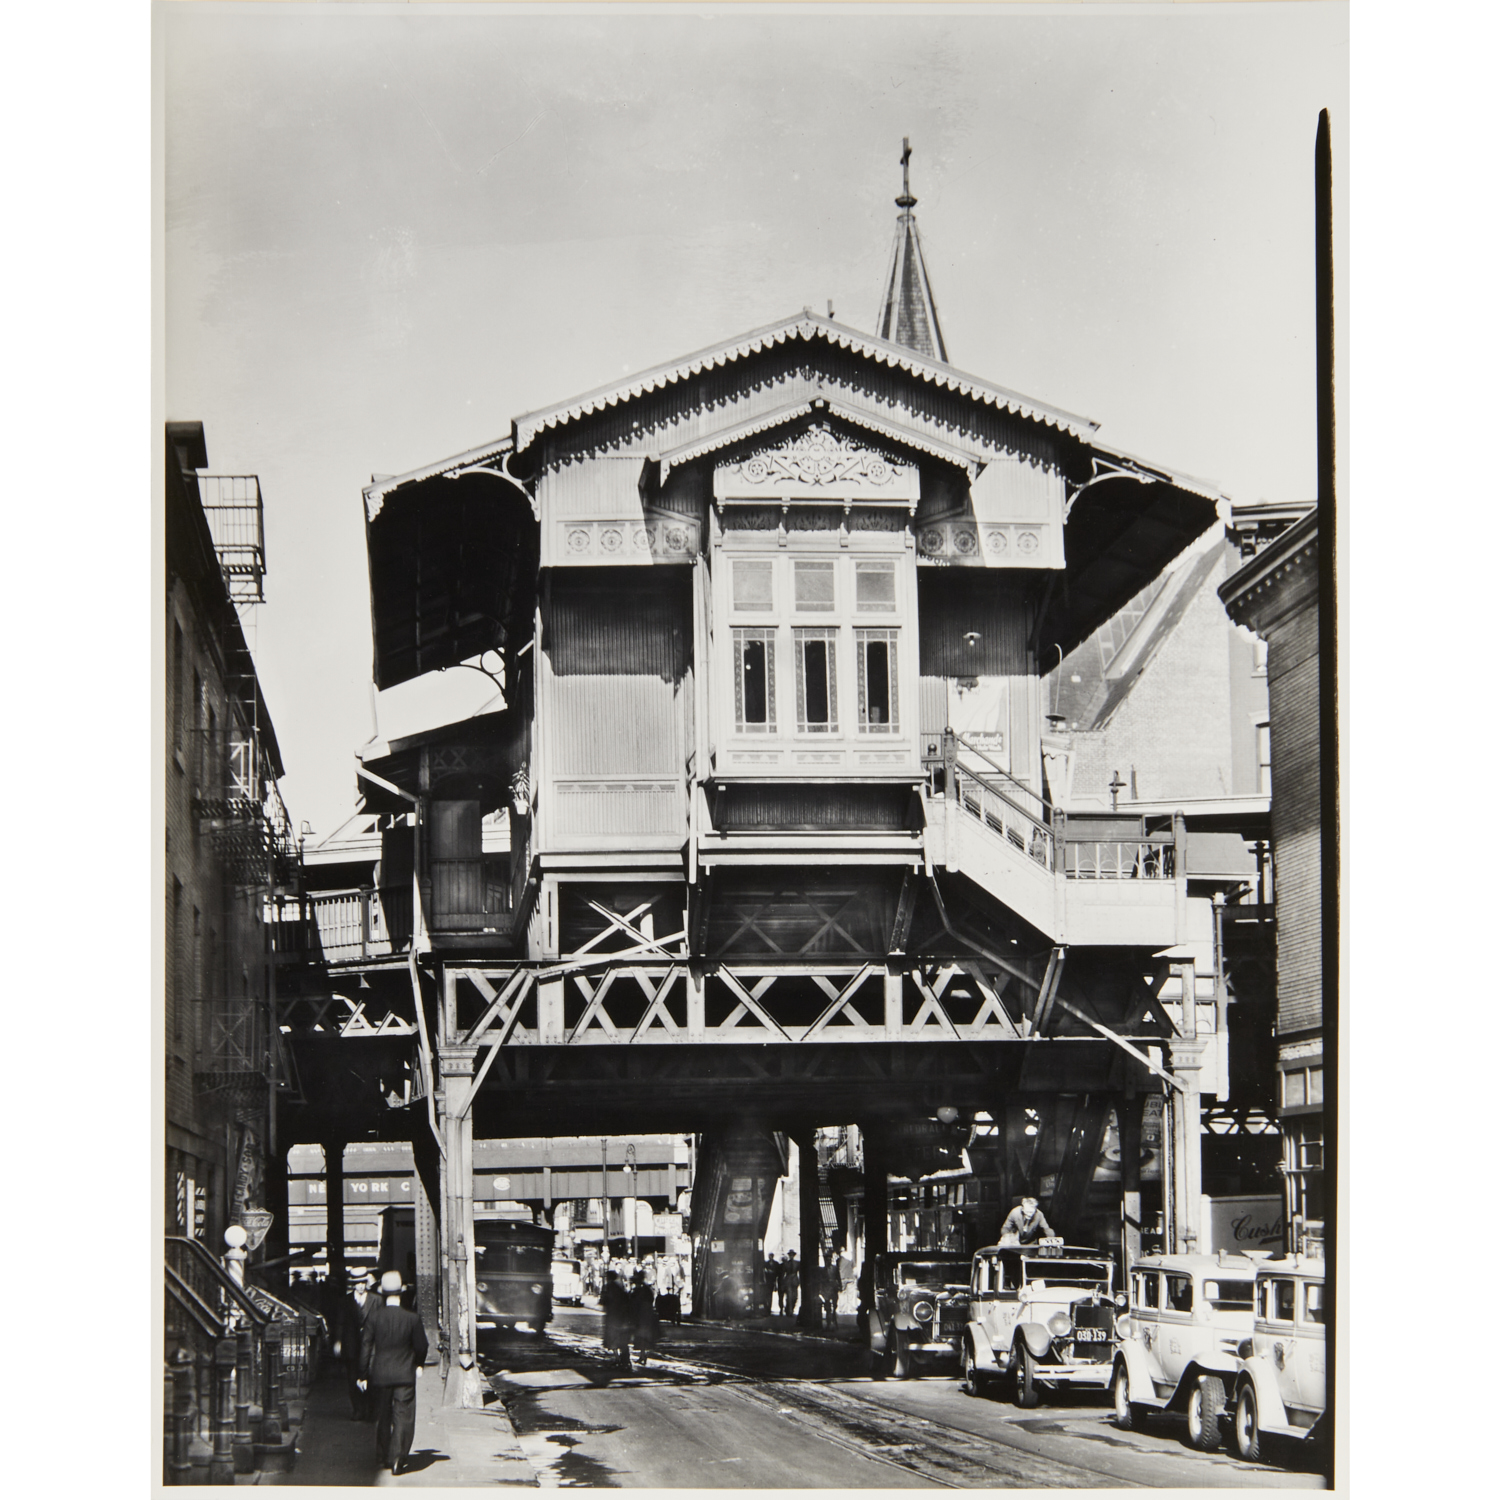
625, 1143, 638, 1262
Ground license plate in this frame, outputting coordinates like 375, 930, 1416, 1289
1073, 1327, 1108, 1342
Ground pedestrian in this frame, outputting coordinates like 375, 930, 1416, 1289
336, 1271, 378, 1421
763, 1252, 780, 1314
999, 1194, 1055, 1246
779, 1250, 800, 1319
357, 1270, 429, 1475
819, 1258, 840, 1330
600, 1269, 633, 1369
631, 1269, 660, 1364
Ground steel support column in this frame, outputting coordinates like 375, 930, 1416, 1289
323, 1140, 347, 1297
437, 1045, 480, 1407
794, 1128, 821, 1330
411, 1125, 442, 1353
857, 1125, 889, 1342
1118, 1091, 1143, 1272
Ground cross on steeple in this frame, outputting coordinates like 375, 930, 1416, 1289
897, 137, 916, 210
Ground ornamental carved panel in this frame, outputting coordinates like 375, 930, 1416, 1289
716, 422, 920, 503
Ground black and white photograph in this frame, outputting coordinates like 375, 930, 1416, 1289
153, 1, 1352, 1489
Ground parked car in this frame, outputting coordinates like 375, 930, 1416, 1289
866, 1253, 971, 1377
1110, 1252, 1258, 1451
551, 1256, 585, 1305
960, 1241, 1123, 1406
1230, 1255, 1325, 1462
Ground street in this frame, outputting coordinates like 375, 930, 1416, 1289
478, 1308, 1327, 1489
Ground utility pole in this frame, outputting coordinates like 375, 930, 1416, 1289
599, 1137, 610, 1262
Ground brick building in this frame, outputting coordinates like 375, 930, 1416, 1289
1218, 510, 1323, 1250
164, 421, 298, 1253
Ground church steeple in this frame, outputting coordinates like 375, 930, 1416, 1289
876, 138, 948, 363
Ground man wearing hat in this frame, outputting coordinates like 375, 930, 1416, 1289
358, 1270, 429, 1474
999, 1194, 1056, 1246
335, 1271, 378, 1421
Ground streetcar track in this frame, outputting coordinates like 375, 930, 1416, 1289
519, 1323, 1142, 1488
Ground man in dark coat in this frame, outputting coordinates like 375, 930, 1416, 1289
779, 1250, 800, 1318
336, 1271, 377, 1421
358, 1270, 429, 1474
600, 1269, 633, 1369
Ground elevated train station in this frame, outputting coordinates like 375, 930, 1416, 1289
201, 151, 1287, 1412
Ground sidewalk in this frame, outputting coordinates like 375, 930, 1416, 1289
244, 1361, 537, 1487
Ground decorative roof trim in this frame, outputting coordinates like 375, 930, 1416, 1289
656, 396, 984, 481
1217, 511, 1320, 626
511, 312, 1098, 452
363, 436, 516, 522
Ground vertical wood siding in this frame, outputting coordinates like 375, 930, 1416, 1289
541, 577, 689, 842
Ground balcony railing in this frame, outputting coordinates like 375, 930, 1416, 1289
430, 854, 514, 932
1062, 832, 1175, 880
194, 996, 271, 1101
307, 885, 413, 963
200, 474, 266, 604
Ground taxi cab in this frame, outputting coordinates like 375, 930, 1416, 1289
1110, 1252, 1258, 1451
1231, 1255, 1325, 1462
959, 1239, 1122, 1407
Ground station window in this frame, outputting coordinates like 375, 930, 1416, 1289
795, 628, 838, 732
855, 560, 897, 612
733, 628, 776, 731
1256, 721, 1272, 794
794, 560, 835, 612
733, 559, 774, 611
856, 629, 899, 732
1282, 1068, 1306, 1108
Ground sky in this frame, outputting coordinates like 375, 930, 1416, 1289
161, 1, 1349, 842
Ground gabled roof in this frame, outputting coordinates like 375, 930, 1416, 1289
511, 310, 1098, 451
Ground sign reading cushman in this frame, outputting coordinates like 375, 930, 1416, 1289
1202, 1195, 1285, 1252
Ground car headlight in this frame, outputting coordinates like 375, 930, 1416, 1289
1237, 1337, 1253, 1358
530, 1283, 543, 1295
1113, 1291, 1127, 1309
912, 1299, 935, 1323
1115, 1314, 1132, 1338
1047, 1311, 1072, 1338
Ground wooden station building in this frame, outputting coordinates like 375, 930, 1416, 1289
286, 155, 1261, 1397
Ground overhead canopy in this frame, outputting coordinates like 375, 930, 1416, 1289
357, 708, 526, 815
364, 465, 538, 690
1040, 470, 1223, 664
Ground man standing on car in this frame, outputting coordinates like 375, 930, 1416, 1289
358, 1270, 429, 1475
1000, 1195, 1055, 1245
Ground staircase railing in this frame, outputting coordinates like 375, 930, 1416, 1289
164, 1236, 307, 1483
950, 766, 1056, 872
948, 731, 1049, 823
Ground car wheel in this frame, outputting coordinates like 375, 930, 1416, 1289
1112, 1361, 1143, 1430
962, 1342, 988, 1398
1233, 1384, 1261, 1463
891, 1330, 911, 1380
1187, 1376, 1225, 1453
1013, 1341, 1040, 1409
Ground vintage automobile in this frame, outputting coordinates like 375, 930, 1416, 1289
959, 1240, 1123, 1406
1110, 1252, 1258, 1451
866, 1253, 971, 1377
474, 1213, 554, 1337
551, 1255, 585, 1306
1230, 1255, 1325, 1462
